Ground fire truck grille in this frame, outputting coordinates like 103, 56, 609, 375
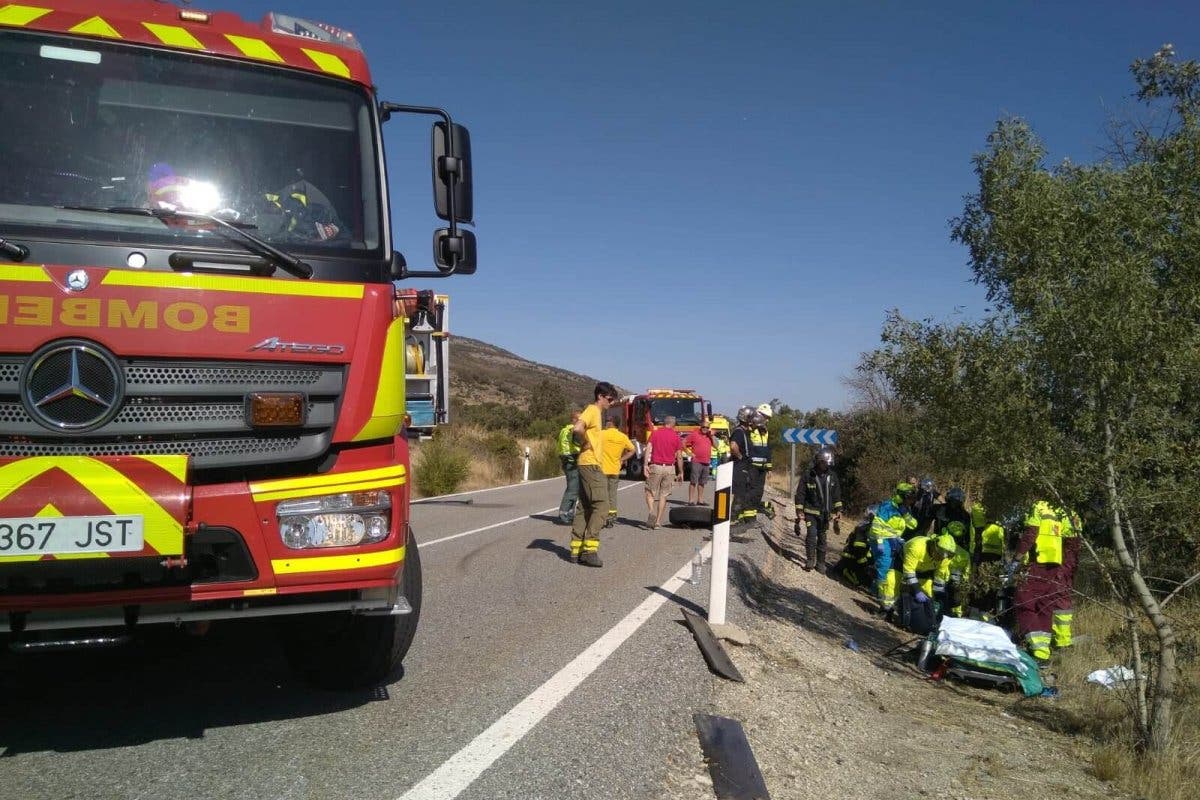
0, 356, 342, 470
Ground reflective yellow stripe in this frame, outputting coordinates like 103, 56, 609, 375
352, 316, 407, 441
249, 463, 406, 497
0, 457, 186, 559
243, 587, 277, 597
225, 34, 284, 63
143, 22, 203, 49
255, 476, 405, 503
302, 48, 350, 78
100, 270, 363, 298
272, 545, 404, 575
0, 5, 51, 26
69, 15, 120, 38
0, 264, 50, 282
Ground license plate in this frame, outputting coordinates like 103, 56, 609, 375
0, 515, 144, 555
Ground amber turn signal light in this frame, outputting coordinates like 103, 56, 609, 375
247, 393, 306, 427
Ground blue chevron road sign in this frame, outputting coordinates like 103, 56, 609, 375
781, 428, 838, 446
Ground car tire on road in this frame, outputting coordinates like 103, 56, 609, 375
668, 505, 712, 528
624, 457, 642, 480
282, 531, 423, 689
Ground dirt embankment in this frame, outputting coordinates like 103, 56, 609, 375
663, 493, 1125, 800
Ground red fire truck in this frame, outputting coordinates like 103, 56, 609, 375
618, 388, 712, 477
0, 1, 475, 686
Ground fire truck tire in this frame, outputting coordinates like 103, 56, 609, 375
668, 505, 713, 528
623, 457, 642, 480
283, 535, 423, 689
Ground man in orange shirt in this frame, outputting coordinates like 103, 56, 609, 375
571, 381, 619, 566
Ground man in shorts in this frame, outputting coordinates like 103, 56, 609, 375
643, 416, 683, 529
683, 420, 715, 505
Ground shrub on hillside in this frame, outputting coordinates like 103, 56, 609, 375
482, 431, 521, 480
413, 436, 470, 497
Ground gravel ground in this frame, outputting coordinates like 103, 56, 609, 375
659, 492, 1127, 800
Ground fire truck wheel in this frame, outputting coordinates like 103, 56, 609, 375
668, 505, 713, 528
623, 457, 642, 480
283, 534, 423, 689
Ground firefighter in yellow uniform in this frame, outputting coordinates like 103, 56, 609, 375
968, 501, 1008, 617
746, 404, 774, 519
709, 416, 732, 477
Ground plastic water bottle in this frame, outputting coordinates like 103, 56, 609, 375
689, 546, 703, 586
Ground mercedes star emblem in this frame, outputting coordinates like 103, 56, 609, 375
66, 269, 90, 291
20, 340, 124, 432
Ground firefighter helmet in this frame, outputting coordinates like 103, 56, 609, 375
936, 533, 957, 556
756, 403, 773, 418
946, 486, 966, 506
814, 446, 834, 467
736, 406, 755, 425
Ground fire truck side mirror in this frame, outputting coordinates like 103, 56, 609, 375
433, 122, 473, 224
706, 402, 713, 419
433, 228, 477, 274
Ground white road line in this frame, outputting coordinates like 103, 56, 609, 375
420, 483, 641, 548
395, 543, 711, 800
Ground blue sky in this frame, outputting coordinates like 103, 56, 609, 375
227, 0, 1197, 414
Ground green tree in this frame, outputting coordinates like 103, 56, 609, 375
864, 46, 1200, 753
527, 379, 568, 423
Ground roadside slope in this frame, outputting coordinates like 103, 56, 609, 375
661, 495, 1123, 800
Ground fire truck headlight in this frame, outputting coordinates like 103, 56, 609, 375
276, 491, 392, 549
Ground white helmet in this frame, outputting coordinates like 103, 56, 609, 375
756, 403, 773, 418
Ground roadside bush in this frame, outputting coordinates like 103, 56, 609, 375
529, 439, 561, 480
413, 435, 470, 497
482, 431, 521, 480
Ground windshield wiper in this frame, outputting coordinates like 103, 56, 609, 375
0, 236, 31, 262
59, 206, 313, 279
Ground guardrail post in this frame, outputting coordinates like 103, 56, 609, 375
522, 446, 530, 482
708, 461, 734, 626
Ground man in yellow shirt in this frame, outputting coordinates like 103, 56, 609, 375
572, 381, 619, 566
600, 417, 636, 528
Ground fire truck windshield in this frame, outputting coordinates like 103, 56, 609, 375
0, 30, 382, 259
649, 398, 702, 426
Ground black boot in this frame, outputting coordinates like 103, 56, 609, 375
578, 552, 603, 568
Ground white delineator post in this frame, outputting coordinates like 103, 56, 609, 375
522, 446, 530, 482
708, 461, 734, 626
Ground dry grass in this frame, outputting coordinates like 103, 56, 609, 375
1053, 601, 1200, 800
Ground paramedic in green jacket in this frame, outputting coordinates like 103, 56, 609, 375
557, 410, 582, 524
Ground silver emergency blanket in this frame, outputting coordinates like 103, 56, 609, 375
934, 616, 1028, 675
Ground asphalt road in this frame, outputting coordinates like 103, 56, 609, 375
0, 476, 732, 800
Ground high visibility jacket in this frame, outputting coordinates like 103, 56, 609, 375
557, 424, 581, 457
749, 429, 771, 469
937, 544, 971, 586
901, 535, 945, 585
714, 437, 731, 463
870, 499, 916, 541
1017, 501, 1064, 566
974, 521, 1007, 558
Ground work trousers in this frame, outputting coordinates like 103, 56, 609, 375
732, 460, 755, 520
804, 514, 831, 573
606, 474, 620, 522
570, 465, 608, 557
558, 456, 579, 520
747, 466, 767, 512
1015, 564, 1066, 661
871, 536, 904, 610
1053, 562, 1077, 648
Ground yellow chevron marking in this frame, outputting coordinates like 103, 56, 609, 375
0, 456, 185, 556
0, 5, 50, 26
301, 48, 350, 78
143, 22, 203, 50
225, 34, 284, 63
69, 16, 121, 38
